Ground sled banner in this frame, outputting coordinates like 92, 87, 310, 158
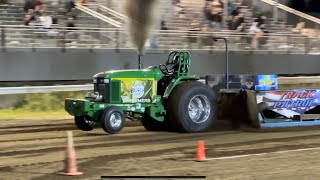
256, 89, 320, 117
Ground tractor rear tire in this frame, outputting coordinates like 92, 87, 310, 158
100, 106, 126, 134
141, 116, 166, 131
75, 116, 96, 131
167, 81, 217, 133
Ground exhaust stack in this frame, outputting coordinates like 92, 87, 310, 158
138, 54, 143, 70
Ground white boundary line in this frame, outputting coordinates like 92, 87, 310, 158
206, 147, 320, 160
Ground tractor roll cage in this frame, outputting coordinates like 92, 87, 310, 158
166, 51, 191, 76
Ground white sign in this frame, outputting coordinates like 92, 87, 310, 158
132, 83, 145, 99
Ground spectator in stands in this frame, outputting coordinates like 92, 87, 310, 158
249, 22, 259, 33
210, 9, 222, 31
172, 0, 180, 5
23, 13, 32, 26
249, 22, 263, 49
23, 9, 36, 26
204, 1, 212, 21
24, 0, 34, 13
212, 0, 223, 11
259, 24, 269, 48
229, 13, 245, 30
66, 20, 76, 30
39, 12, 52, 28
24, 0, 44, 15
204, 0, 223, 31
236, 22, 249, 44
292, 22, 305, 34
227, 13, 241, 30
255, 13, 267, 27
160, 21, 168, 31
65, 0, 75, 13
236, 22, 246, 33
33, 0, 44, 15
79, 0, 87, 6
0, 0, 8, 4
65, 19, 79, 43
228, 1, 236, 15
51, 12, 58, 25
231, 4, 241, 17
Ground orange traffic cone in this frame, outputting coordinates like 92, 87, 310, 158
197, 140, 206, 161
58, 131, 83, 176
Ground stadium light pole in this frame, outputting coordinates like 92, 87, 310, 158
213, 37, 229, 89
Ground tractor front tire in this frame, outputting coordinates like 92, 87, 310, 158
167, 81, 217, 133
100, 106, 126, 134
75, 116, 96, 131
141, 116, 166, 131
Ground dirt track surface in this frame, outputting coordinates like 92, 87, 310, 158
1, 118, 320, 179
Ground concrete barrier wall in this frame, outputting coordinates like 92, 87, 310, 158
0, 49, 319, 81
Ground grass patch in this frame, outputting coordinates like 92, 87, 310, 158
0, 91, 86, 120
0, 108, 72, 120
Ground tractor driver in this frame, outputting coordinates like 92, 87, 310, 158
171, 54, 180, 74
171, 53, 189, 74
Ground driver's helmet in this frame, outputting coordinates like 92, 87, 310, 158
172, 54, 179, 64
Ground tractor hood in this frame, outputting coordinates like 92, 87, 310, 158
93, 66, 163, 81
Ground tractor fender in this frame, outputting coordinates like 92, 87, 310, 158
163, 76, 199, 99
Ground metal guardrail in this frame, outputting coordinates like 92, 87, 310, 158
0, 24, 317, 54
0, 84, 93, 95
97, 4, 127, 20
75, 3, 122, 28
1, 77, 320, 95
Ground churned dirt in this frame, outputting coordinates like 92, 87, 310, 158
1, 118, 320, 180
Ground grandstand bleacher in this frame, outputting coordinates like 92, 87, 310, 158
0, 0, 318, 53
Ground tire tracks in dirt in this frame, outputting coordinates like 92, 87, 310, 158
0, 123, 73, 130
0, 131, 239, 156
0, 125, 78, 135
0, 120, 142, 135
2, 117, 320, 171
2, 130, 320, 169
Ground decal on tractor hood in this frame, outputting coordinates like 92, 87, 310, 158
115, 78, 157, 103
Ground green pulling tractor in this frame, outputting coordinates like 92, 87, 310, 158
65, 50, 259, 134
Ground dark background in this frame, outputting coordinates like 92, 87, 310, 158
288, 0, 320, 13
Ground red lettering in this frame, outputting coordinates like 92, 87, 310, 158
280, 92, 287, 100
285, 92, 294, 99
292, 92, 300, 99
306, 91, 315, 98
299, 92, 307, 98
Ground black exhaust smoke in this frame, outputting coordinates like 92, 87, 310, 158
124, 0, 160, 55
